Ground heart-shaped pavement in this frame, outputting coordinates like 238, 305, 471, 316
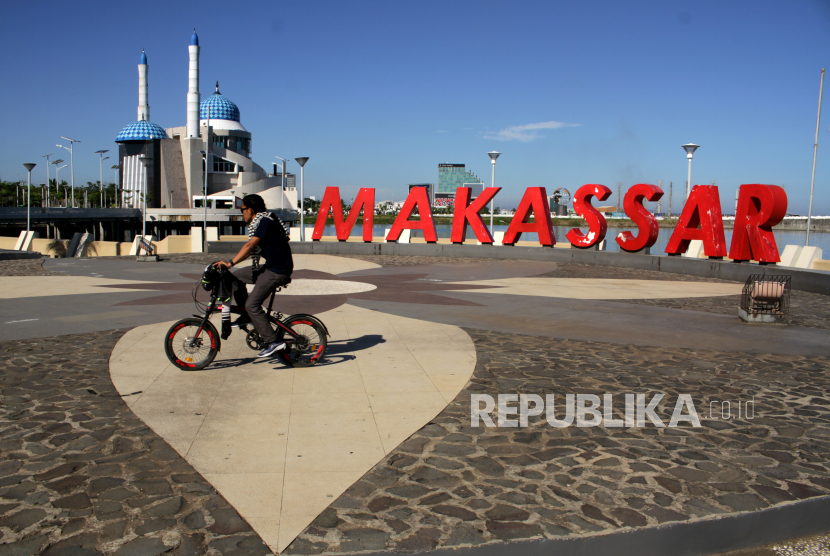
109, 303, 475, 552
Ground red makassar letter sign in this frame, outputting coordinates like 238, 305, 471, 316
312, 187, 375, 242
566, 184, 612, 249
387, 186, 437, 242
451, 187, 501, 244
665, 185, 727, 257
503, 187, 555, 246
311, 184, 788, 261
616, 183, 663, 252
728, 184, 787, 263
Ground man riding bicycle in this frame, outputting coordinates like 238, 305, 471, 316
214, 194, 293, 358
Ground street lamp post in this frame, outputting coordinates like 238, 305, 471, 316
95, 150, 110, 208
681, 143, 699, 201
57, 136, 80, 207
487, 151, 501, 234
295, 158, 309, 241
275, 156, 288, 213
23, 163, 36, 233
42, 154, 53, 208
54, 163, 67, 206
807, 68, 824, 247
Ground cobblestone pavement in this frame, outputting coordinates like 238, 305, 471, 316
614, 292, 830, 332
0, 331, 269, 556
285, 329, 830, 554
0, 259, 65, 277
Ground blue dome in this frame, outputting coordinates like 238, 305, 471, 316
116, 120, 167, 142
191, 31, 199, 46
200, 88, 240, 122
140, 50, 147, 64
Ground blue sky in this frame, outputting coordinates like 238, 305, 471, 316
2, 0, 829, 214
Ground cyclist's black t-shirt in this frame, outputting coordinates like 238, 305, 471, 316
253, 217, 293, 276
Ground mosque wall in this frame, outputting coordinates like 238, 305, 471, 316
159, 139, 188, 209
118, 141, 161, 209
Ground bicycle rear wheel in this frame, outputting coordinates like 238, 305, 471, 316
276, 315, 327, 367
165, 318, 220, 370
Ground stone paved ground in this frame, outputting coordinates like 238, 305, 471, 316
285, 329, 830, 554
0, 259, 65, 277
614, 292, 830, 332
0, 331, 269, 556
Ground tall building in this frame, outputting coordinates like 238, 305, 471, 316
436, 164, 484, 206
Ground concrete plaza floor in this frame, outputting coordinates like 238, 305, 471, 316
0, 254, 828, 555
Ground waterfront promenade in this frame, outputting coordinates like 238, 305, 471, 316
0, 253, 828, 555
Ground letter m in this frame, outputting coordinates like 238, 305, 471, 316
312, 187, 375, 242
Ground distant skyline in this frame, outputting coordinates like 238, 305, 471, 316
1, 0, 829, 214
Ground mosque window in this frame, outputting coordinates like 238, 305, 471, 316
213, 157, 236, 173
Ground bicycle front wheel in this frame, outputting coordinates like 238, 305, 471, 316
164, 317, 220, 370
276, 315, 327, 367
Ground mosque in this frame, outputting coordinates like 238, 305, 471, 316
114, 31, 295, 211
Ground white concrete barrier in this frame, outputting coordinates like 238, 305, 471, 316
795, 246, 822, 269
779, 245, 802, 267
684, 239, 704, 258
129, 235, 156, 256
206, 227, 219, 242
14, 231, 38, 251
191, 227, 204, 253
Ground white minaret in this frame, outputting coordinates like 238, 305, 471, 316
137, 50, 149, 121
186, 30, 200, 138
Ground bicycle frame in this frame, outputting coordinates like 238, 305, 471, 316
190, 287, 302, 352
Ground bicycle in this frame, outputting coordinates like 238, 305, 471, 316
164, 265, 328, 370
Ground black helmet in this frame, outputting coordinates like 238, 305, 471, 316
201, 263, 222, 292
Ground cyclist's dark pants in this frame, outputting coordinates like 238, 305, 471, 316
230, 266, 290, 345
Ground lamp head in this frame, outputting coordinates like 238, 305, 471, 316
487, 151, 502, 163
23, 163, 36, 172
295, 157, 309, 167
682, 143, 699, 158
43, 153, 54, 158
95, 150, 109, 155
53, 159, 64, 165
